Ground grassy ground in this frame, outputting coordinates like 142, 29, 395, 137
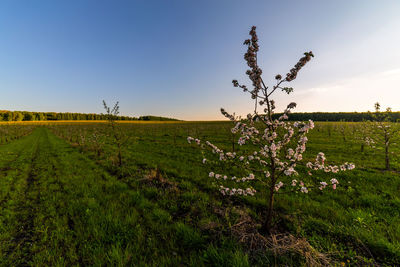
0, 127, 250, 266
0, 123, 399, 266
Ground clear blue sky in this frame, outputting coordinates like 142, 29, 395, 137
1, 0, 399, 120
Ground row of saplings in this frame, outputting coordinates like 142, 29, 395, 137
321, 103, 398, 171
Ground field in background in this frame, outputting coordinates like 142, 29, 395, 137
0, 121, 399, 265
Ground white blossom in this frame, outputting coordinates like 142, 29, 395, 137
300, 187, 308, 193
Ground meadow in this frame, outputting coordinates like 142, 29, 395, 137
0, 121, 399, 266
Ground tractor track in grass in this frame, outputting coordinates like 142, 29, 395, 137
0, 128, 75, 265
0, 132, 41, 210
1, 127, 123, 265
5, 129, 42, 265
0, 143, 31, 185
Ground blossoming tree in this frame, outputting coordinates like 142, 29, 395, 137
367, 102, 399, 170
355, 120, 374, 152
188, 26, 355, 233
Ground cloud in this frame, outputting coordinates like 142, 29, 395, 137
289, 68, 400, 112
380, 68, 400, 77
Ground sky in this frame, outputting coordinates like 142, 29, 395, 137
0, 0, 399, 120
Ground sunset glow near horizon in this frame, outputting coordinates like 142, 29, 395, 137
1, 1, 399, 120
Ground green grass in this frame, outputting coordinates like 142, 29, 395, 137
0, 122, 399, 266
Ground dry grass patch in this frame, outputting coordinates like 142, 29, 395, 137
230, 209, 332, 266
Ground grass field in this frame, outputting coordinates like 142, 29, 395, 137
0, 122, 399, 266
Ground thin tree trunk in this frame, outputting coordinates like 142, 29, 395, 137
232, 134, 235, 152
385, 133, 390, 170
385, 144, 389, 170
262, 169, 276, 233
263, 183, 275, 233
117, 144, 122, 168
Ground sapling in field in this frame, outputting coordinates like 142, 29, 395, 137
188, 26, 355, 233
103, 101, 128, 168
354, 120, 374, 152
337, 120, 347, 142
88, 129, 105, 157
367, 103, 399, 170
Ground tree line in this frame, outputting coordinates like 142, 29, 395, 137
0, 110, 178, 121
6, 110, 398, 122
138, 115, 178, 121
272, 111, 400, 122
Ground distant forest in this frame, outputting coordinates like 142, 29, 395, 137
2, 110, 399, 122
272, 112, 400, 122
0, 110, 179, 122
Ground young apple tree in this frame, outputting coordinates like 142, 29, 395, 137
367, 103, 399, 170
188, 26, 355, 233
103, 101, 127, 168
